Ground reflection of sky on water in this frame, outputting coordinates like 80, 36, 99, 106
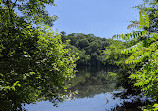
24, 67, 155, 111
24, 90, 155, 111
1, 66, 125, 111
25, 91, 124, 111
24, 67, 122, 111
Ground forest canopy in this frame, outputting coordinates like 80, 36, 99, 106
61, 32, 127, 67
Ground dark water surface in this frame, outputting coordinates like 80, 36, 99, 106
24, 67, 151, 111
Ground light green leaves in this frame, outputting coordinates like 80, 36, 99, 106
113, 0, 158, 105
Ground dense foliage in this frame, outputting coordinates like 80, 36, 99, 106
0, 0, 77, 110
61, 32, 125, 66
1, 0, 157, 110
104, 39, 142, 93
105, 0, 158, 109
126, 0, 158, 99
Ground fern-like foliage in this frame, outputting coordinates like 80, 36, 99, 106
113, 0, 158, 99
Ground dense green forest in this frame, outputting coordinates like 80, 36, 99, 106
61, 32, 128, 66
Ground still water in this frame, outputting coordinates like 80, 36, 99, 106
24, 67, 149, 111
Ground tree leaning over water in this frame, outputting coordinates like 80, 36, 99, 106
112, 0, 158, 109
0, 0, 77, 110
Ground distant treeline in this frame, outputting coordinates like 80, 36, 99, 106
61, 32, 125, 67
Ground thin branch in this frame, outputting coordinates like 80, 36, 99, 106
12, 0, 18, 8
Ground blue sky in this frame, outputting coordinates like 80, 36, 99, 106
47, 0, 143, 38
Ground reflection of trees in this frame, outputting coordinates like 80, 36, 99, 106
68, 66, 117, 98
110, 94, 155, 111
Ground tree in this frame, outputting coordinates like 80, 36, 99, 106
0, 0, 57, 26
0, 1, 77, 110
61, 33, 112, 66
113, 0, 158, 101
77, 39, 89, 49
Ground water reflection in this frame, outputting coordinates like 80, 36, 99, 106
25, 66, 154, 111
25, 91, 124, 111
68, 66, 117, 98
25, 66, 124, 111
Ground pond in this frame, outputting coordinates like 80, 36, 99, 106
24, 66, 152, 111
